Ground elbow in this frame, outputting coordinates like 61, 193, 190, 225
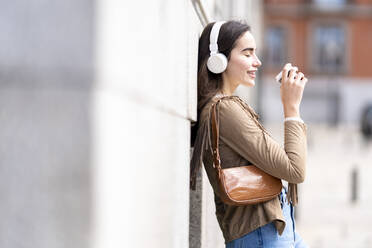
283, 154, 307, 183
288, 169, 305, 184
293, 173, 305, 184
288, 165, 306, 184
287, 174, 305, 184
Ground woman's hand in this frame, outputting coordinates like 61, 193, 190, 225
280, 63, 308, 118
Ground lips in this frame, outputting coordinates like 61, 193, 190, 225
247, 70, 256, 78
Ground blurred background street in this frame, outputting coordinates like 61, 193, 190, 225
267, 124, 372, 247
261, 1, 372, 246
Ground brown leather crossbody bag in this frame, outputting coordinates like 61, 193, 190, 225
210, 98, 282, 206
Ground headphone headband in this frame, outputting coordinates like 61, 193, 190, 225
209, 21, 226, 54
207, 21, 228, 74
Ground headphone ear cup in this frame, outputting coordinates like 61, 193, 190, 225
207, 53, 228, 74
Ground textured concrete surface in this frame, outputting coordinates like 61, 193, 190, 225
189, 163, 202, 248
0, 89, 92, 248
0, 0, 94, 247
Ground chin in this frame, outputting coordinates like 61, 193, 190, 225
242, 80, 255, 87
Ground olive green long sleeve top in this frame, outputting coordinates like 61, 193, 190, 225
190, 95, 307, 243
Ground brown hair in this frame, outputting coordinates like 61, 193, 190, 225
190, 20, 251, 147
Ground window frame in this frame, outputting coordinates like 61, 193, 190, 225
264, 22, 292, 70
313, 0, 347, 6
308, 19, 350, 75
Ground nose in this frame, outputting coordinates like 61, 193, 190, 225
253, 54, 262, 67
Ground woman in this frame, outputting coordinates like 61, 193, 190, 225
190, 20, 309, 247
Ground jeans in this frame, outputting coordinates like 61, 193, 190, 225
225, 188, 309, 248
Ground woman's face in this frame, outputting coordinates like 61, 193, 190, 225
223, 31, 262, 88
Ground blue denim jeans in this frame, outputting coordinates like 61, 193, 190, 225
225, 188, 308, 248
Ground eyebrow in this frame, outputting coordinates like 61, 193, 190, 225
241, 47, 256, 52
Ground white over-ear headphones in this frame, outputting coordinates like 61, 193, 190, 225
207, 21, 228, 74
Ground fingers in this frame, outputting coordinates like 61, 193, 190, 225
300, 76, 308, 87
282, 64, 298, 82
288, 67, 298, 81
294, 72, 304, 83
294, 72, 308, 87
281, 63, 308, 86
284, 63, 292, 69
282, 63, 292, 81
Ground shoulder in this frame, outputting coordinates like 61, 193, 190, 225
200, 95, 257, 123
217, 96, 255, 120
216, 96, 269, 140
200, 96, 239, 119
217, 96, 244, 110
217, 96, 268, 134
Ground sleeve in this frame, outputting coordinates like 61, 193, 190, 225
284, 116, 304, 124
218, 98, 307, 184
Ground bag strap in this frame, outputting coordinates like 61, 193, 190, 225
210, 99, 223, 177
210, 97, 253, 177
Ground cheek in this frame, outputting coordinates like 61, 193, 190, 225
228, 57, 249, 74
236, 57, 251, 71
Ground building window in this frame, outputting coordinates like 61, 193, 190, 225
313, 0, 346, 6
313, 25, 346, 73
265, 26, 287, 68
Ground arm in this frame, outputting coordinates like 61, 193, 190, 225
218, 98, 307, 184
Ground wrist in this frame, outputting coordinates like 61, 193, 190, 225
283, 106, 300, 118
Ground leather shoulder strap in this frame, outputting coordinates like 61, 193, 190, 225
210, 99, 222, 172
210, 96, 254, 173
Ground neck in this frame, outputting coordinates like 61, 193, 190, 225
221, 73, 238, 96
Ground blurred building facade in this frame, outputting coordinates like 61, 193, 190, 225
262, 0, 372, 125
261, 1, 372, 247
